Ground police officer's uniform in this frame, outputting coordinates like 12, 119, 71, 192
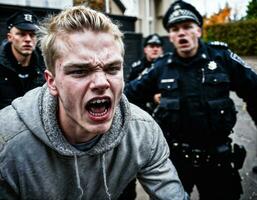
0, 10, 45, 109
127, 34, 163, 114
128, 34, 163, 82
125, 1, 257, 199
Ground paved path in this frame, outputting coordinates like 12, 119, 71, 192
135, 56, 257, 200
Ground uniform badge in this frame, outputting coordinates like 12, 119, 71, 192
148, 35, 161, 44
24, 14, 33, 22
174, 4, 181, 10
208, 61, 217, 70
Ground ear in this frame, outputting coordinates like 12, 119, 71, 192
7, 32, 12, 42
44, 70, 58, 96
143, 46, 147, 54
196, 27, 202, 38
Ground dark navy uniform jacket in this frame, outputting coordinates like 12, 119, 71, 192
0, 42, 45, 109
127, 57, 153, 82
125, 40, 257, 147
127, 57, 157, 114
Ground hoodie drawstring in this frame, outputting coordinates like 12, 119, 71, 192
74, 154, 84, 199
101, 153, 111, 200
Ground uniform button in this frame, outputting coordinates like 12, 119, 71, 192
220, 110, 225, 114
213, 78, 217, 82
167, 85, 171, 89
202, 54, 207, 59
4, 77, 8, 81
173, 143, 179, 147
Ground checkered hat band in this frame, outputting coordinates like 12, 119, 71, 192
168, 9, 200, 25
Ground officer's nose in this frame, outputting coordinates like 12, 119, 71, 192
177, 28, 186, 35
24, 33, 35, 42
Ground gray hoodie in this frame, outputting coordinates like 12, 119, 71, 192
0, 84, 187, 200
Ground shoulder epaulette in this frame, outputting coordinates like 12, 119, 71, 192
208, 41, 228, 49
131, 60, 141, 68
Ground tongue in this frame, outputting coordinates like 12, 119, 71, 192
90, 106, 105, 113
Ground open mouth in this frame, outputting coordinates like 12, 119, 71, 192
179, 38, 188, 45
86, 97, 112, 118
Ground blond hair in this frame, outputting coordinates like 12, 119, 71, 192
38, 6, 124, 74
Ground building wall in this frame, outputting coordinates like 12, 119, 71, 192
124, 0, 175, 37
0, 0, 72, 9
0, 2, 141, 79
110, 1, 123, 15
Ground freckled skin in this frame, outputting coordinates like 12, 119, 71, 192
45, 30, 124, 144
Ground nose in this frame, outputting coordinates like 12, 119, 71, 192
90, 71, 110, 93
177, 28, 186, 35
24, 33, 33, 41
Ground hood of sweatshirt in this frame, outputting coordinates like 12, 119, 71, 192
9, 84, 131, 157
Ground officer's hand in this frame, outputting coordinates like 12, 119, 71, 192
153, 93, 161, 104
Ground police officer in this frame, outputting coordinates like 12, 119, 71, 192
0, 9, 45, 109
128, 33, 163, 81
127, 33, 163, 115
125, 1, 257, 199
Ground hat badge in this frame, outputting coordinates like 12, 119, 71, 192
174, 4, 181, 10
208, 61, 217, 70
149, 35, 159, 43
173, 10, 181, 17
24, 14, 33, 22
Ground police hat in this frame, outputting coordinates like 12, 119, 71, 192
143, 34, 163, 47
7, 9, 39, 31
163, 0, 203, 31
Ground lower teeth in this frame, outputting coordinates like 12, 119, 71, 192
89, 109, 108, 117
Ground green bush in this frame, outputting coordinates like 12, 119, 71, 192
204, 19, 257, 56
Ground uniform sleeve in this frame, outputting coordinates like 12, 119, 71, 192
227, 51, 257, 126
137, 121, 188, 200
124, 63, 160, 104
127, 66, 139, 82
127, 60, 143, 82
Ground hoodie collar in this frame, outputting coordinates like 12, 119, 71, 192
40, 86, 131, 156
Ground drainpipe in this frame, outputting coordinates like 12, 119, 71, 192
105, 0, 110, 13
145, 0, 150, 36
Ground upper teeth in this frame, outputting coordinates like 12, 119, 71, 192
92, 99, 107, 104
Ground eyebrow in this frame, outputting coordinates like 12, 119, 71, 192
62, 59, 123, 71
63, 62, 91, 71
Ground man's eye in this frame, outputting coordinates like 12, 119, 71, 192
30, 33, 36, 38
170, 27, 178, 32
106, 66, 121, 75
69, 70, 89, 76
184, 25, 193, 29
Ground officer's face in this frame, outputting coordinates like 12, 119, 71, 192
7, 27, 37, 57
144, 44, 163, 62
168, 21, 202, 58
